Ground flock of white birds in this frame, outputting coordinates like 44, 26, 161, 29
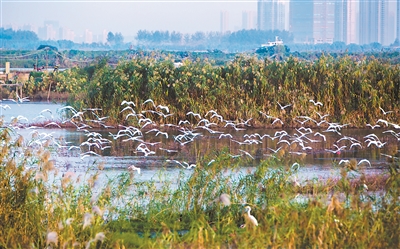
1, 97, 399, 174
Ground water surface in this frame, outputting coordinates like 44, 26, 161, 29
3, 102, 397, 183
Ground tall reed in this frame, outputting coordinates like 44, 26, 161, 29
0, 122, 398, 248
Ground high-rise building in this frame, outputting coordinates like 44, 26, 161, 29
386, 5, 396, 45
289, 0, 313, 43
380, 0, 400, 46
313, 1, 335, 44
59, 27, 75, 41
264, 0, 399, 45
397, 0, 400, 42
379, 0, 387, 45
346, 0, 358, 44
258, 0, 272, 30
84, 29, 93, 44
359, 0, 379, 45
242, 11, 257, 30
220, 11, 229, 33
38, 21, 59, 40
334, 0, 347, 43
258, 0, 288, 31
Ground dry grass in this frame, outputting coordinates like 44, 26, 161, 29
0, 123, 398, 248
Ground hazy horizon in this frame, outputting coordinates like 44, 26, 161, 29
2, 0, 257, 40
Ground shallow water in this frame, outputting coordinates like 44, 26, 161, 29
3, 101, 397, 183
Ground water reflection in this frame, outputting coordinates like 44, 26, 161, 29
0, 101, 65, 122
3, 102, 397, 183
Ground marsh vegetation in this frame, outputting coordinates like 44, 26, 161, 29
0, 121, 399, 248
18, 52, 400, 128
1, 52, 399, 248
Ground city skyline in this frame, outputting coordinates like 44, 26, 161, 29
2, 0, 400, 46
2, 0, 257, 42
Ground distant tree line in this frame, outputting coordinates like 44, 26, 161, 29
0, 28, 399, 54
107, 32, 124, 46
0, 29, 126, 50
135, 29, 294, 51
0, 28, 39, 41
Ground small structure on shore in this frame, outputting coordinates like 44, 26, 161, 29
261, 36, 284, 48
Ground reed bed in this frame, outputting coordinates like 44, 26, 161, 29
22, 53, 400, 128
0, 124, 398, 248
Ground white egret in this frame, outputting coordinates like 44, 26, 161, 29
267, 146, 283, 154
338, 159, 350, 165
46, 231, 58, 245
159, 148, 178, 153
277, 101, 292, 110
366, 123, 380, 129
39, 108, 52, 115
219, 133, 233, 139
242, 206, 258, 228
239, 149, 255, 159
121, 100, 136, 106
379, 107, 393, 115
142, 98, 156, 108
313, 132, 326, 141
157, 104, 170, 113
128, 164, 141, 175
186, 111, 201, 119
357, 159, 371, 167
349, 142, 362, 149
44, 122, 61, 128
315, 111, 330, 120
0, 104, 10, 109
309, 99, 323, 106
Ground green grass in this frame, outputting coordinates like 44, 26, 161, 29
0, 124, 398, 248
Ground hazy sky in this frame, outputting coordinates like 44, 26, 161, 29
2, 0, 257, 39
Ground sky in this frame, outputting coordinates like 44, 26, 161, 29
1, 0, 258, 40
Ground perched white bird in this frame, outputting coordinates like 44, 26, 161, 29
128, 164, 141, 175
242, 206, 258, 228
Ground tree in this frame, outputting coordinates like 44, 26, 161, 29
114, 32, 124, 45
107, 32, 115, 44
171, 31, 182, 44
